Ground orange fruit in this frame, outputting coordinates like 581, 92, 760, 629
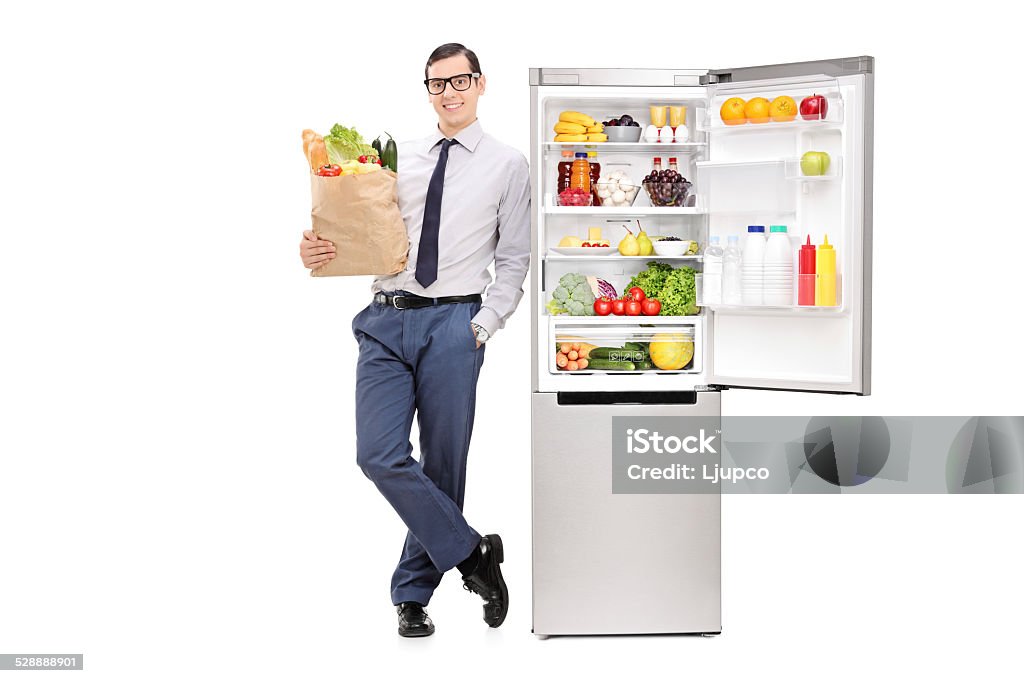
744, 97, 771, 124
720, 97, 746, 125
769, 96, 797, 122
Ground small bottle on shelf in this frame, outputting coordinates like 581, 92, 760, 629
722, 235, 742, 305
587, 150, 601, 206
763, 225, 793, 306
570, 152, 591, 193
798, 235, 816, 306
741, 225, 766, 305
557, 149, 574, 194
702, 236, 724, 305
816, 234, 837, 306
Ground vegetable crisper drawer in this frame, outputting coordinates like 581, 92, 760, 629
550, 325, 700, 375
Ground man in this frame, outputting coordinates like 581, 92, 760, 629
299, 43, 530, 637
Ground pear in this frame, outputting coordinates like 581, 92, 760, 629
635, 219, 653, 256
618, 227, 640, 256
637, 230, 653, 256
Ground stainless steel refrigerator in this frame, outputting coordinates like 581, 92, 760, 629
530, 57, 874, 636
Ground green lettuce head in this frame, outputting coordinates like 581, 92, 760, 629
324, 123, 375, 163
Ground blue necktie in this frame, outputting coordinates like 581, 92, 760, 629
415, 138, 456, 288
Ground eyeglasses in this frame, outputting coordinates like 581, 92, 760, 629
424, 72, 480, 95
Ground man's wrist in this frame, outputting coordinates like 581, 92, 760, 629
471, 322, 490, 343
470, 307, 499, 341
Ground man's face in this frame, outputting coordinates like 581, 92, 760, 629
427, 54, 485, 131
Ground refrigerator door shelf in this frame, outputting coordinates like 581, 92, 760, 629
531, 390, 722, 636
699, 78, 845, 132
696, 273, 845, 313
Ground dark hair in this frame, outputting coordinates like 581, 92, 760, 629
425, 43, 481, 79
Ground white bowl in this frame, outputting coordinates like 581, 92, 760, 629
652, 240, 690, 256
604, 126, 642, 142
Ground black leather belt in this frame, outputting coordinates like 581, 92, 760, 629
374, 292, 482, 310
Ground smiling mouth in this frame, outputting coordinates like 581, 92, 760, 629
444, 103, 464, 111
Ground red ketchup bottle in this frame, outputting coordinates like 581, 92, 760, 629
798, 235, 816, 306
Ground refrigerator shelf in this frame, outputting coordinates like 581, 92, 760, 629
696, 273, 843, 313
545, 205, 706, 216
543, 142, 707, 153
698, 117, 843, 134
548, 315, 702, 325
699, 92, 845, 132
545, 253, 702, 262
705, 304, 844, 316
696, 157, 843, 181
783, 156, 843, 181
696, 159, 784, 169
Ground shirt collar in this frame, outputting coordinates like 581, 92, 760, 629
430, 119, 483, 153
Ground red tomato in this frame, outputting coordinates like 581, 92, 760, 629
611, 299, 626, 316
581, 242, 592, 247
628, 286, 646, 303
624, 299, 642, 316
641, 298, 662, 316
593, 298, 612, 316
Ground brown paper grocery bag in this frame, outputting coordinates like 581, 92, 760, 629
309, 169, 409, 277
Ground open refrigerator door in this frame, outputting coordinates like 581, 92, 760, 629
699, 57, 874, 394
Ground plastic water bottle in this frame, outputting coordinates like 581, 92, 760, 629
702, 236, 724, 305
741, 226, 766, 305
722, 235, 742, 305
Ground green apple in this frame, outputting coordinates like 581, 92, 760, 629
801, 151, 831, 176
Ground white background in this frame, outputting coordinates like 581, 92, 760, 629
2, 1, 1023, 680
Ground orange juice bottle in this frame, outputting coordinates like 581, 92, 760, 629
570, 152, 591, 193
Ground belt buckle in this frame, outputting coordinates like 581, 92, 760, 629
392, 295, 408, 310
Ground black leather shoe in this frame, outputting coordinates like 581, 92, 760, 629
461, 534, 509, 628
396, 602, 434, 638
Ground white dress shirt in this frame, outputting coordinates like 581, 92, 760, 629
371, 120, 531, 338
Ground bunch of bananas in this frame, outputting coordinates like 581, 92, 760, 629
553, 111, 607, 142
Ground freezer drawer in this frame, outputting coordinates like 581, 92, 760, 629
531, 391, 721, 636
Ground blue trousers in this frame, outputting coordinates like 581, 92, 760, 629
351, 292, 486, 606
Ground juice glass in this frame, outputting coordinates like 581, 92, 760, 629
670, 105, 688, 128
649, 105, 667, 128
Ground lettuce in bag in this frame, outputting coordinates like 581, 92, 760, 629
323, 123, 375, 164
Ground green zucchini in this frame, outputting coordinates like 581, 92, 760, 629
588, 347, 645, 362
623, 342, 646, 352
382, 132, 398, 172
586, 358, 636, 371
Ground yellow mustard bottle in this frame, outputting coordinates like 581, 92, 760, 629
815, 234, 837, 306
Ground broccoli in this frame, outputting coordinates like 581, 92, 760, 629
548, 272, 596, 316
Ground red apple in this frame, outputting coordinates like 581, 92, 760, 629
800, 94, 828, 121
